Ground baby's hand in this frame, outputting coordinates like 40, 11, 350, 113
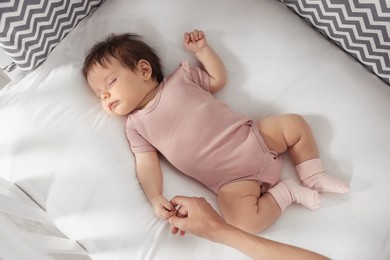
151, 195, 176, 219
184, 29, 208, 54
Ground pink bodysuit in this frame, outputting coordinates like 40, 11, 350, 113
126, 61, 282, 194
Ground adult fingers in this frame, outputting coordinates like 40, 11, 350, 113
170, 195, 191, 208
169, 215, 187, 230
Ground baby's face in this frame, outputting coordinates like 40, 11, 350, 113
86, 56, 151, 116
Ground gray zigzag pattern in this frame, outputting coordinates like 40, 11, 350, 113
282, 0, 390, 85
0, 0, 102, 70
290, 1, 389, 71
2, 1, 73, 52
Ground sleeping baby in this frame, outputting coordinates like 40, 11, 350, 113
82, 29, 349, 234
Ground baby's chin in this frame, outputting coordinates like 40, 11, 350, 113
103, 106, 129, 117
107, 109, 131, 117
106, 111, 127, 117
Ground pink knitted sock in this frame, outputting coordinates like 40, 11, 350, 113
268, 179, 321, 212
296, 158, 350, 193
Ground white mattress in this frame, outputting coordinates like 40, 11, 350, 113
1, 0, 390, 259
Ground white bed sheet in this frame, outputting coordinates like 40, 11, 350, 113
1, 0, 390, 259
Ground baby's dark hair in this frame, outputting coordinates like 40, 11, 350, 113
83, 33, 163, 83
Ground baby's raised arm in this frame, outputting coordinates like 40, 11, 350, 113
184, 30, 227, 93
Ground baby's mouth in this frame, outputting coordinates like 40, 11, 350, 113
108, 101, 118, 110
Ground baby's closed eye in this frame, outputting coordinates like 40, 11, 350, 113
108, 78, 117, 87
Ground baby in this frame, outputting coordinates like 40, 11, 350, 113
83, 29, 349, 234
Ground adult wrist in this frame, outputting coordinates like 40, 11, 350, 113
208, 222, 237, 243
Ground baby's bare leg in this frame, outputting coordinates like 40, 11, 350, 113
257, 114, 349, 193
218, 180, 281, 234
257, 114, 318, 164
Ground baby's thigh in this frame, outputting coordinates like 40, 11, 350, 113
256, 114, 302, 154
218, 180, 280, 233
218, 181, 261, 225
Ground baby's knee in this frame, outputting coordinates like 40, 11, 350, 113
287, 113, 305, 124
287, 113, 311, 131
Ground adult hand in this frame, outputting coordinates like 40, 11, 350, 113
169, 196, 225, 241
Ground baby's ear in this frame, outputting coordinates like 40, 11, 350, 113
138, 59, 152, 80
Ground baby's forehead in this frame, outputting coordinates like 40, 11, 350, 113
86, 63, 109, 85
90, 61, 109, 72
87, 56, 126, 83
86, 56, 115, 75
92, 55, 115, 69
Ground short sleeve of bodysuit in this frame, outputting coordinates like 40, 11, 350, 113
183, 61, 210, 92
125, 120, 156, 153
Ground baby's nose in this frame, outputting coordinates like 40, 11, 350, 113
100, 90, 110, 100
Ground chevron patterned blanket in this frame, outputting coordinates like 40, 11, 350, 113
0, 0, 103, 71
281, 0, 390, 85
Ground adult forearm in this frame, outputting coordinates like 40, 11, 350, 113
215, 224, 328, 260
